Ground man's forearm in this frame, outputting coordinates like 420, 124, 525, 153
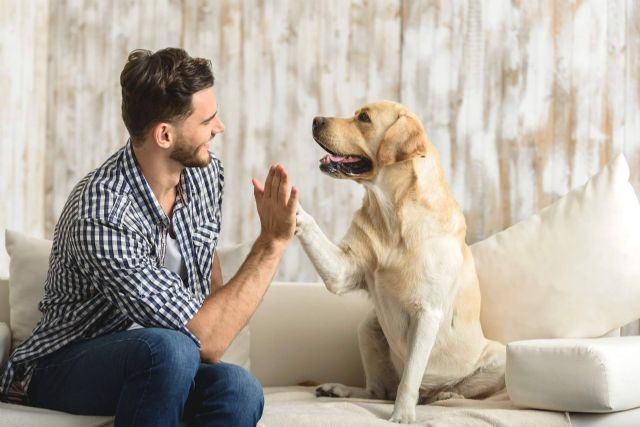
187, 235, 286, 362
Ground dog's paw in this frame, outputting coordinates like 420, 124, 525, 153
418, 391, 465, 404
295, 202, 315, 236
389, 400, 416, 423
433, 391, 464, 402
315, 383, 351, 398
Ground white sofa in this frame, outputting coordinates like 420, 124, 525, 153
2, 278, 640, 427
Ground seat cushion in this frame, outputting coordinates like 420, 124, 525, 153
258, 386, 570, 426
471, 154, 640, 343
506, 336, 640, 412
0, 402, 113, 427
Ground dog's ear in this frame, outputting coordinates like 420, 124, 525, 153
376, 113, 428, 167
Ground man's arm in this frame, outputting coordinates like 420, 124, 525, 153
187, 164, 298, 363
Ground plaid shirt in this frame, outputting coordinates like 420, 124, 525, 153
0, 140, 224, 399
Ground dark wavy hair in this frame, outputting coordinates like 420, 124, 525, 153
120, 48, 214, 144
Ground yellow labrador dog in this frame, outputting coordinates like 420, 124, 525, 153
295, 101, 505, 423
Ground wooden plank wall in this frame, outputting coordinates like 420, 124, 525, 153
0, 0, 49, 274
1, 0, 640, 283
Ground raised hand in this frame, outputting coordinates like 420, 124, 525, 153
251, 164, 298, 247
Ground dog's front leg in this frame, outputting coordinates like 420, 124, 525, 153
390, 308, 443, 423
296, 203, 360, 294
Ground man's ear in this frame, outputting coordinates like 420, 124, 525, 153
151, 122, 173, 149
376, 113, 428, 167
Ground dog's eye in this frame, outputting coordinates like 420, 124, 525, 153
357, 112, 371, 123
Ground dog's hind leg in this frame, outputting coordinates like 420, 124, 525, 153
316, 311, 399, 401
359, 311, 400, 400
450, 340, 506, 399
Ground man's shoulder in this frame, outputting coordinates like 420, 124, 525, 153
76, 148, 132, 223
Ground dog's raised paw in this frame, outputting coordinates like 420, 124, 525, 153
295, 203, 315, 236
315, 383, 351, 398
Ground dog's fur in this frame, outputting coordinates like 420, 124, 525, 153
295, 101, 506, 423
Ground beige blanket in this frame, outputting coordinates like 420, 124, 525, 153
259, 386, 571, 427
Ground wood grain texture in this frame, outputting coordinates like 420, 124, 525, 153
2, 0, 640, 287
0, 0, 49, 277
401, 0, 638, 243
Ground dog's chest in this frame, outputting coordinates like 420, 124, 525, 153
363, 236, 464, 357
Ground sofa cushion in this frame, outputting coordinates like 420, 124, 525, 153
259, 386, 570, 426
5, 229, 52, 349
4, 230, 250, 369
506, 336, 640, 412
250, 282, 371, 388
471, 154, 640, 343
0, 401, 113, 426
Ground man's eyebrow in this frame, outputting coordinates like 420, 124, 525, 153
201, 111, 217, 124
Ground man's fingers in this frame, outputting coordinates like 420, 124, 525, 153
287, 186, 299, 213
264, 165, 275, 198
252, 178, 264, 200
277, 168, 289, 204
270, 165, 281, 200
252, 178, 264, 192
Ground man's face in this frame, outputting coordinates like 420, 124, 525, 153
170, 87, 225, 168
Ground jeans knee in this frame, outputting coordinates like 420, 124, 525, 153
135, 328, 200, 385
234, 366, 263, 408
226, 365, 264, 417
202, 363, 264, 423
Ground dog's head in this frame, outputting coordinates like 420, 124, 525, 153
312, 101, 430, 181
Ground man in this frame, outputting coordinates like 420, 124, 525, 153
0, 47, 298, 426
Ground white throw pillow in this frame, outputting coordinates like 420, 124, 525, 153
5, 229, 51, 349
506, 337, 640, 412
471, 154, 640, 343
5, 230, 251, 369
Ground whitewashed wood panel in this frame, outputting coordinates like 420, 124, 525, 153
402, 0, 640, 245
0, 0, 49, 278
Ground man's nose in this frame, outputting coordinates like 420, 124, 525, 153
312, 116, 327, 132
213, 119, 225, 135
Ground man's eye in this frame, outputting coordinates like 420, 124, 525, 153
358, 112, 371, 123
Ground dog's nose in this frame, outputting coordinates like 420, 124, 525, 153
313, 116, 327, 132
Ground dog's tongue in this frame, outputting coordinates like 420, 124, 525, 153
320, 154, 360, 164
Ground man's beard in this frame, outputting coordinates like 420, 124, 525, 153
170, 133, 211, 168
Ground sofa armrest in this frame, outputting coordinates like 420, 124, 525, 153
249, 282, 371, 387
0, 322, 11, 369
507, 336, 640, 413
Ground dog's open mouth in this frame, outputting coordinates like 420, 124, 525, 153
314, 139, 373, 176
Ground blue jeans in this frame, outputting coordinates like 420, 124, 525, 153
26, 328, 264, 427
